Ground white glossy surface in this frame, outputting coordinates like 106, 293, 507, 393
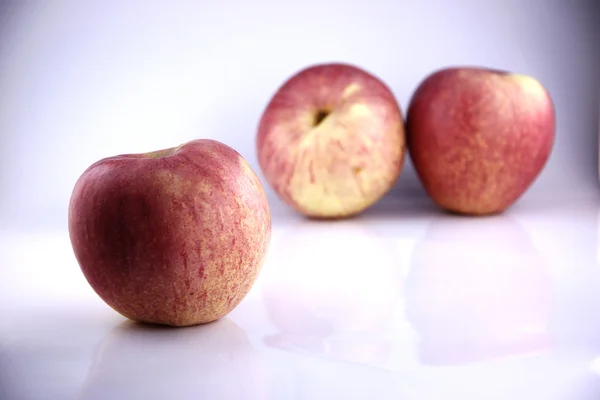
2, 198, 600, 399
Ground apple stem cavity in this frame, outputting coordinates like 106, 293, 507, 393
313, 109, 331, 127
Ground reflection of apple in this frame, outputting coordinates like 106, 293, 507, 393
261, 221, 402, 366
68, 139, 272, 327
256, 62, 406, 219
404, 215, 554, 366
78, 318, 267, 400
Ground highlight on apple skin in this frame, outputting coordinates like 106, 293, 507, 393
68, 139, 272, 327
406, 66, 556, 215
256, 62, 406, 219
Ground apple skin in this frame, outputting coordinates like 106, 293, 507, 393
256, 62, 406, 219
406, 66, 556, 215
68, 139, 271, 327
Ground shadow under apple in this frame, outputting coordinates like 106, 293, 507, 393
404, 214, 555, 366
261, 220, 405, 368
78, 318, 268, 400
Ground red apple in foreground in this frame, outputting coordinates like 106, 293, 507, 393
68, 139, 271, 327
406, 66, 555, 215
257, 63, 406, 219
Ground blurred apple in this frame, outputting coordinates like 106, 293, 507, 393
78, 318, 268, 400
261, 221, 403, 366
404, 215, 554, 366
406, 66, 555, 215
68, 139, 271, 327
256, 63, 406, 219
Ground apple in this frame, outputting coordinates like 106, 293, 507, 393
406, 66, 556, 215
404, 215, 553, 366
256, 62, 406, 219
68, 139, 271, 327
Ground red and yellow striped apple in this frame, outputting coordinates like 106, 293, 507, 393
406, 67, 555, 215
68, 139, 271, 327
256, 63, 406, 219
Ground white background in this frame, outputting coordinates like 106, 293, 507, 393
0, 0, 598, 230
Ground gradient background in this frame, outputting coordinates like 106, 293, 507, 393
0, 0, 598, 230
